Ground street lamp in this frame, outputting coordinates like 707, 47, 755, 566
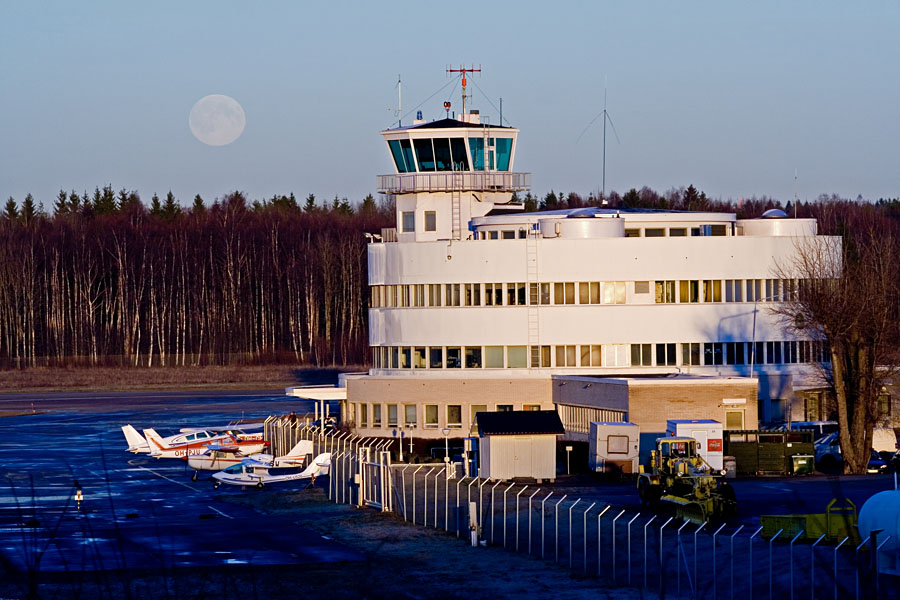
441, 428, 451, 464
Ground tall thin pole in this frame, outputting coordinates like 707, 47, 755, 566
602, 85, 607, 201
397, 74, 402, 127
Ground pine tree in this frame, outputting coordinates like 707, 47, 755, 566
150, 193, 162, 216
94, 185, 118, 215
54, 190, 69, 216
162, 191, 181, 220
192, 194, 206, 213
303, 193, 317, 213
4, 197, 19, 221
21, 194, 36, 224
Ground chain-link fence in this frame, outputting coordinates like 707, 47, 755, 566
265, 418, 895, 599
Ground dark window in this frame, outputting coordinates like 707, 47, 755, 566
449, 138, 470, 171
414, 138, 435, 171
388, 140, 410, 173
432, 138, 453, 171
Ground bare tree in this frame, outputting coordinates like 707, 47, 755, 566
773, 215, 900, 474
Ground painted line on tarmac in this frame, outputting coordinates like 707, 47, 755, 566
207, 505, 233, 519
136, 465, 197, 491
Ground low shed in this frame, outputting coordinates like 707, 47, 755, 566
476, 410, 564, 482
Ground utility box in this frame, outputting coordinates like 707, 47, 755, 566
667, 419, 724, 470
589, 422, 640, 475
790, 454, 815, 475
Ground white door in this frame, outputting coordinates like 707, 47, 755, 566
691, 429, 708, 462
513, 437, 532, 477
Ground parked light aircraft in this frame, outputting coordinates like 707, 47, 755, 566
187, 439, 313, 481
143, 428, 268, 459
122, 424, 264, 454
212, 452, 331, 489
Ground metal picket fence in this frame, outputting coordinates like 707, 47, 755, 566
264, 418, 894, 600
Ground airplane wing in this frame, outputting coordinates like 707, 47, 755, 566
204, 444, 240, 454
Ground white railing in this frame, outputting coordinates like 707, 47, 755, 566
377, 172, 530, 194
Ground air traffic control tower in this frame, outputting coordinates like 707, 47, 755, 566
377, 72, 530, 242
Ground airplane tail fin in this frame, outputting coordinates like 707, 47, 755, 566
302, 452, 331, 478
122, 425, 149, 453
283, 439, 313, 459
143, 428, 169, 456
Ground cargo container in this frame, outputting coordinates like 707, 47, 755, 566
666, 419, 724, 470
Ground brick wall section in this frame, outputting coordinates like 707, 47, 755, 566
345, 376, 554, 439
627, 381, 759, 435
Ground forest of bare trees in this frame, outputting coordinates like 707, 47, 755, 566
0, 188, 392, 368
1, 184, 898, 371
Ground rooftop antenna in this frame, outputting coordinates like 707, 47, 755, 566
447, 64, 481, 116
793, 168, 798, 218
576, 76, 620, 206
396, 74, 402, 126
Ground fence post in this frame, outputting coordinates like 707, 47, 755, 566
412, 465, 424, 526
456, 476, 466, 537
503, 483, 515, 549
712, 522, 726, 599
541, 492, 553, 559
627, 512, 640, 585
568, 499, 582, 569
729, 524, 744, 600
854, 537, 867, 600
643, 515, 657, 589
875, 535, 892, 599
810, 533, 825, 600
769, 528, 784, 600
528, 489, 540, 556
677, 520, 691, 596
400, 465, 409, 520
749, 525, 763, 600
554, 495, 568, 563
434, 467, 444, 529
445, 467, 450, 531
833, 536, 848, 600
693, 521, 706, 594
612, 509, 626, 585
584, 502, 596, 574
790, 530, 805, 600
490, 480, 502, 543
659, 516, 674, 595
597, 505, 610, 576
515, 486, 528, 552
424, 468, 436, 527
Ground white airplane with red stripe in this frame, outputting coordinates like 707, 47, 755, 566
121, 424, 263, 454
142, 428, 269, 460
187, 439, 313, 481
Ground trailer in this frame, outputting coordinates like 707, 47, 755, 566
666, 419, 724, 470
589, 422, 640, 475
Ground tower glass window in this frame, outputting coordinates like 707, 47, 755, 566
469, 138, 485, 170
401, 211, 415, 232
413, 138, 435, 171
432, 138, 453, 171
449, 138, 470, 171
495, 138, 512, 171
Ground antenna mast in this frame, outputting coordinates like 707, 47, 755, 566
447, 64, 481, 116
397, 74, 402, 126
602, 85, 608, 202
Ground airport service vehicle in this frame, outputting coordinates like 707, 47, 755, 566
121, 423, 263, 454
637, 436, 737, 524
143, 428, 268, 459
212, 452, 331, 489
187, 439, 313, 481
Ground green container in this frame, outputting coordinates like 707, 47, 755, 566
790, 454, 814, 475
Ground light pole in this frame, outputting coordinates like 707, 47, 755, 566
441, 427, 451, 462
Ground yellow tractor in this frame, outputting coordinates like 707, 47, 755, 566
637, 436, 737, 524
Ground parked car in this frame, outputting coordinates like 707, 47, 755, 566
815, 433, 889, 473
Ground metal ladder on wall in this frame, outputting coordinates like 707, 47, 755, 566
526, 229, 540, 361
451, 172, 463, 240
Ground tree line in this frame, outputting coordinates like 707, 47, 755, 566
0, 188, 393, 368
1, 184, 898, 374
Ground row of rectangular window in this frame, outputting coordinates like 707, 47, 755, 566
351, 402, 542, 429
371, 279, 801, 308
471, 224, 730, 240
372, 340, 829, 369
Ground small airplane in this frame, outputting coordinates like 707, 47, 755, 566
212, 452, 331, 489
186, 439, 313, 481
122, 424, 264, 455
143, 428, 269, 460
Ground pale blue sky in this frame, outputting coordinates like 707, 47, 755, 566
2, 1, 898, 208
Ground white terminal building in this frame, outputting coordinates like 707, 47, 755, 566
296, 93, 837, 458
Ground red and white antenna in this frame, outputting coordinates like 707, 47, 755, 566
447, 64, 481, 116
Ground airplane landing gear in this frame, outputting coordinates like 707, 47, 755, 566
213, 481, 220, 489
192, 471, 199, 482
256, 481, 264, 489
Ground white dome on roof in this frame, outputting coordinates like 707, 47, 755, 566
761, 209, 788, 219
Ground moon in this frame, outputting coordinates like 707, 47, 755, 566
189, 94, 246, 146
